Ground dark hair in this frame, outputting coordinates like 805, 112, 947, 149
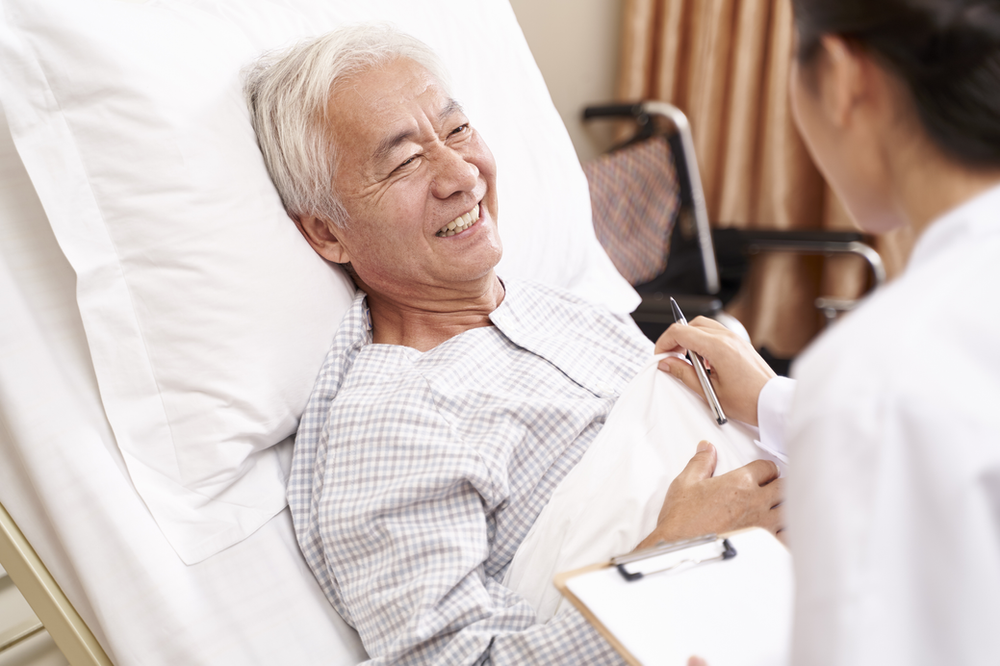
792, 0, 1000, 167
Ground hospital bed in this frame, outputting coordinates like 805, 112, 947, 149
0, 0, 642, 663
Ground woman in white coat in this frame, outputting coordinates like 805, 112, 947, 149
657, 1, 1000, 664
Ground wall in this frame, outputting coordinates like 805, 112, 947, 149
508, 0, 623, 164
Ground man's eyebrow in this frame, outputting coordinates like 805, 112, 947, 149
372, 128, 415, 165
371, 98, 466, 165
439, 98, 464, 122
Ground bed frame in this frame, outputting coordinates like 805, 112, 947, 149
0, 502, 111, 666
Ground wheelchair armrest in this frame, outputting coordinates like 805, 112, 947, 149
716, 229, 865, 244
712, 228, 887, 287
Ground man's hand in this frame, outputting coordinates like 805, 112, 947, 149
635, 441, 783, 551
655, 317, 775, 426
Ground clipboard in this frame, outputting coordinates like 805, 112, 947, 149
554, 528, 793, 666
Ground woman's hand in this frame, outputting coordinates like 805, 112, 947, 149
655, 317, 775, 426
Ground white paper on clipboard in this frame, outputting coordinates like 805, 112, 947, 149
557, 529, 793, 666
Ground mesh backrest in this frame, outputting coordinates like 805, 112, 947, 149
583, 135, 680, 285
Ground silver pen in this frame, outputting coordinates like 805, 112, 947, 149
669, 298, 727, 426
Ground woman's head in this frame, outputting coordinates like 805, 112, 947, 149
789, 0, 1000, 233
793, 0, 1000, 169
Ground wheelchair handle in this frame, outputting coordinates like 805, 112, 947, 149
582, 103, 648, 120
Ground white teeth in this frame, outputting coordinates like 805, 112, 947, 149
436, 204, 482, 237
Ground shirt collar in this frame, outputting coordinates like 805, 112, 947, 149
908, 181, 1000, 271
486, 277, 543, 339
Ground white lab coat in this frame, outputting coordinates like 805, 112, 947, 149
758, 183, 1000, 665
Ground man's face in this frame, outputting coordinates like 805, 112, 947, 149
313, 56, 502, 301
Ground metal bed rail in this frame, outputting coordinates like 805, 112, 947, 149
0, 501, 113, 666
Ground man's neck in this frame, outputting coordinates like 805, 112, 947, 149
361, 273, 506, 352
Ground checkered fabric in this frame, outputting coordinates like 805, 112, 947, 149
289, 278, 653, 665
583, 135, 681, 286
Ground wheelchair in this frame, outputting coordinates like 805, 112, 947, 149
582, 101, 886, 374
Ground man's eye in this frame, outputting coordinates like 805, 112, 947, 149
450, 123, 469, 136
395, 155, 418, 171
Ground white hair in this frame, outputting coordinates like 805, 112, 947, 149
243, 24, 451, 229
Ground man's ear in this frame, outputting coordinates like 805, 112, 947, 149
293, 214, 352, 264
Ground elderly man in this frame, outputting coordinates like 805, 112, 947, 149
245, 25, 781, 665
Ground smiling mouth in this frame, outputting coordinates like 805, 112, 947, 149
436, 203, 480, 237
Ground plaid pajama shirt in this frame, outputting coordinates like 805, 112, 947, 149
289, 278, 653, 665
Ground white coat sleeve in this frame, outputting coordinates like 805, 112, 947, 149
755, 376, 796, 465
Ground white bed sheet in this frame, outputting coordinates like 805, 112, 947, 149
504, 354, 787, 623
0, 108, 368, 664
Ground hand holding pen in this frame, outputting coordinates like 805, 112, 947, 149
667, 299, 727, 425
655, 301, 776, 427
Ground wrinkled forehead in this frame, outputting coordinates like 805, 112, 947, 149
328, 57, 460, 163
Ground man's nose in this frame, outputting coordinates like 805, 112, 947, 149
430, 147, 479, 199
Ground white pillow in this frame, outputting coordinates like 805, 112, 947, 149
0, 0, 637, 564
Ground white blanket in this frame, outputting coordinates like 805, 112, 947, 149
503, 354, 785, 621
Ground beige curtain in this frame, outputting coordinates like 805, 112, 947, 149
617, 0, 916, 357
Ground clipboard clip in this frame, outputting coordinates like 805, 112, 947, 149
612, 534, 737, 582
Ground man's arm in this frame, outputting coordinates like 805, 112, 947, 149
323, 418, 783, 664
634, 440, 784, 551
318, 395, 625, 665
319, 359, 785, 664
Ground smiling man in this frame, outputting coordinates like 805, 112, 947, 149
244, 25, 782, 665
293, 53, 504, 352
